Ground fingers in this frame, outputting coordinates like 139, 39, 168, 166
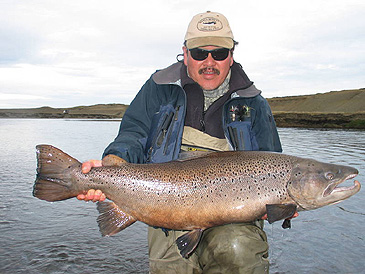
82, 160, 103, 174
76, 189, 106, 202
78, 160, 105, 202
290, 212, 299, 219
261, 212, 299, 221
81, 162, 92, 174
92, 189, 106, 202
76, 193, 87, 200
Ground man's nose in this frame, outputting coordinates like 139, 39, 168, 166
203, 53, 216, 65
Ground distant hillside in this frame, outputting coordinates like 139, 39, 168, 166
0, 104, 128, 119
268, 89, 365, 113
0, 89, 364, 128
267, 89, 365, 129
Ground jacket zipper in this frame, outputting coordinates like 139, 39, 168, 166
163, 106, 180, 154
200, 111, 206, 132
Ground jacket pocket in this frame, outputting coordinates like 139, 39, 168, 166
226, 121, 259, 151
145, 104, 181, 163
223, 99, 259, 151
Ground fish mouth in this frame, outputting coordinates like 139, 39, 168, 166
323, 173, 361, 198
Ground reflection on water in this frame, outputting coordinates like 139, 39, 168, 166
0, 120, 364, 273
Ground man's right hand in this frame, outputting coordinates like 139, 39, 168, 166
77, 189, 106, 202
81, 159, 103, 174
77, 160, 106, 202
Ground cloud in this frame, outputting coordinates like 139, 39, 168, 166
0, 0, 364, 108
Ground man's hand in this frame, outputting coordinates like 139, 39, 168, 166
77, 189, 106, 202
261, 212, 299, 220
77, 160, 106, 202
81, 159, 103, 174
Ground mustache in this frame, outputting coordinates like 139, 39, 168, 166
198, 67, 220, 75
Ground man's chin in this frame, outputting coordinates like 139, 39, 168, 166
199, 80, 221, 90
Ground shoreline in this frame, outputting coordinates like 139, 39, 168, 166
1, 89, 364, 129
272, 112, 365, 129
1, 111, 364, 129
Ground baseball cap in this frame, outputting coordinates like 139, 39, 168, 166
184, 11, 235, 49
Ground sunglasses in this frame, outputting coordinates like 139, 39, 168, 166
189, 48, 231, 61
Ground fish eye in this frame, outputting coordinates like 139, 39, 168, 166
325, 172, 335, 180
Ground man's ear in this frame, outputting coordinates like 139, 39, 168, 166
183, 46, 189, 66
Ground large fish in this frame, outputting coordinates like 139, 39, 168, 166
33, 145, 361, 258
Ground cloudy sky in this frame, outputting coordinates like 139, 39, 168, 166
1, 0, 364, 108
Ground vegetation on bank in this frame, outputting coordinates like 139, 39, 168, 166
272, 112, 365, 129
345, 119, 365, 129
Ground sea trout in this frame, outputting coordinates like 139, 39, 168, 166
33, 145, 361, 258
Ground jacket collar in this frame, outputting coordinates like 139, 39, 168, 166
152, 61, 261, 98
152, 62, 182, 85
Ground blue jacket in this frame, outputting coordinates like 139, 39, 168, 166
104, 62, 282, 163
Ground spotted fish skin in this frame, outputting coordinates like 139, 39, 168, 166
33, 144, 360, 234
96, 151, 296, 230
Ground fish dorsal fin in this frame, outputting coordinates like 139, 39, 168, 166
102, 154, 127, 167
266, 204, 297, 224
176, 229, 203, 258
96, 201, 136, 236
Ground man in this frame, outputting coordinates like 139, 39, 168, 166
79, 11, 282, 273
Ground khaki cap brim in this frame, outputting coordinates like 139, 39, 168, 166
186, 37, 234, 49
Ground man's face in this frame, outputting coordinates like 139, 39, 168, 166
183, 45, 234, 90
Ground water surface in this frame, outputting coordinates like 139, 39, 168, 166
0, 119, 364, 273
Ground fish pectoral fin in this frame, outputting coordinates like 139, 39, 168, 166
266, 204, 297, 224
102, 154, 127, 167
176, 229, 203, 259
96, 201, 136, 236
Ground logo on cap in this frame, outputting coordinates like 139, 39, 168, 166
197, 17, 223, 32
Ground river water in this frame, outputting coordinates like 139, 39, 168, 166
0, 119, 364, 273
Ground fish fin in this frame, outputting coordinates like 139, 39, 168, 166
176, 229, 203, 259
266, 204, 297, 224
33, 145, 81, 201
102, 154, 127, 166
97, 201, 136, 236
282, 219, 291, 229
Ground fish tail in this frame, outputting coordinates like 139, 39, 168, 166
33, 145, 81, 202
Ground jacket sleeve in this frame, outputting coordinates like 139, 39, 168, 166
252, 96, 282, 152
103, 76, 162, 163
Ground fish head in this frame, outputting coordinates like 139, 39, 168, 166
287, 158, 361, 210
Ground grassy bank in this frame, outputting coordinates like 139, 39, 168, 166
267, 88, 365, 129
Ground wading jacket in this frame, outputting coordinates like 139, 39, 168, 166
103, 62, 282, 163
